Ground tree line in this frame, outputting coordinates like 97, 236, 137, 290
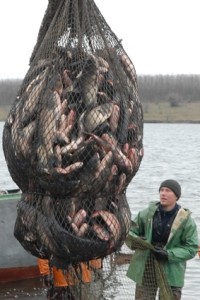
137, 75, 200, 103
0, 75, 200, 106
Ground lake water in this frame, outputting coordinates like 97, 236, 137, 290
0, 122, 200, 299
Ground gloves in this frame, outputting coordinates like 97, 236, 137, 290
152, 247, 168, 261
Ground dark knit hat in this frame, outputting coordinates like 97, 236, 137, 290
159, 179, 181, 199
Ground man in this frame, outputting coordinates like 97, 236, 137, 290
126, 179, 198, 300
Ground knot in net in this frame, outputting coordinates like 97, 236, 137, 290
3, 0, 143, 267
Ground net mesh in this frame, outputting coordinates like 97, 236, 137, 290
2, 0, 175, 298
126, 237, 175, 300
3, 0, 178, 298
3, 0, 143, 266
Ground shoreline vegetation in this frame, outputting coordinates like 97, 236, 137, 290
1, 103, 199, 123
0, 75, 200, 123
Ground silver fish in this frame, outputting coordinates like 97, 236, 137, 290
21, 68, 49, 124
77, 54, 99, 106
17, 120, 36, 158
39, 90, 61, 166
84, 102, 113, 133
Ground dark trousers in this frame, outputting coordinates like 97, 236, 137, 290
135, 284, 182, 300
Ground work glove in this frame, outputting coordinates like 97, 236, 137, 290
152, 247, 168, 261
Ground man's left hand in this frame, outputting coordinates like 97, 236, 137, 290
152, 247, 168, 261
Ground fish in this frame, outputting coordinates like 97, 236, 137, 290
62, 69, 72, 90
39, 177, 81, 197
39, 195, 70, 256
17, 120, 36, 158
76, 54, 99, 106
115, 173, 126, 194
84, 102, 114, 133
109, 104, 120, 133
71, 222, 89, 237
11, 102, 24, 155
90, 133, 133, 174
97, 91, 110, 105
102, 164, 119, 195
54, 161, 83, 175
115, 194, 132, 238
101, 133, 118, 147
119, 53, 136, 83
92, 224, 110, 241
116, 99, 129, 145
97, 56, 109, 72
39, 90, 62, 168
66, 109, 76, 127
54, 73, 64, 96
94, 196, 109, 211
60, 136, 84, 154
36, 143, 49, 175
91, 210, 121, 245
59, 114, 68, 132
94, 151, 113, 179
72, 209, 87, 228
122, 143, 130, 156
112, 147, 133, 174
56, 131, 70, 145
127, 147, 138, 169
14, 195, 56, 258
21, 67, 49, 124
73, 152, 101, 195
90, 151, 114, 195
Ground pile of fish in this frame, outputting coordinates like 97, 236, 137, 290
3, 48, 143, 265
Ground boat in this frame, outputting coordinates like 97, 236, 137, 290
0, 189, 39, 283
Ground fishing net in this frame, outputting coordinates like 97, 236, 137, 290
37, 244, 174, 300
126, 236, 174, 300
37, 252, 134, 300
3, 0, 143, 271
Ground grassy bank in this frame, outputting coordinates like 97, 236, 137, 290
0, 106, 10, 122
0, 102, 200, 123
143, 102, 200, 123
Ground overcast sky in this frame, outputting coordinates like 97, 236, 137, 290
0, 0, 199, 79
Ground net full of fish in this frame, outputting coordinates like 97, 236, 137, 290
3, 0, 143, 268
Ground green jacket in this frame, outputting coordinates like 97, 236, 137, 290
126, 201, 199, 287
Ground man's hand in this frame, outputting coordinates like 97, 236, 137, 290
152, 247, 168, 261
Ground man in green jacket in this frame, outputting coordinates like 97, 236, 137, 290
126, 179, 198, 300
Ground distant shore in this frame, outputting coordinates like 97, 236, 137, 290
0, 101, 200, 123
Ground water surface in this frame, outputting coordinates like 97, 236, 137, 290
1, 123, 200, 299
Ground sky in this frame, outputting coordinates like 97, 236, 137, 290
0, 0, 199, 79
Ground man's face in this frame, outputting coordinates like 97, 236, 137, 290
159, 187, 177, 210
